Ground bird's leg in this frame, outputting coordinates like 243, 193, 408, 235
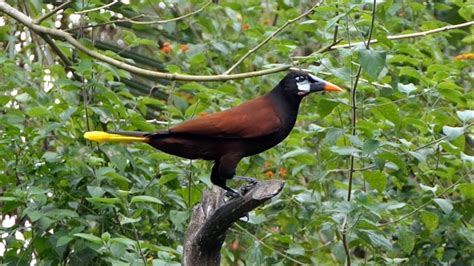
211, 160, 241, 198
218, 154, 246, 198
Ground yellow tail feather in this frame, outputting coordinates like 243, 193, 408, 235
84, 131, 147, 143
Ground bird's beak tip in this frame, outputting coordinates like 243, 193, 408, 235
324, 82, 345, 93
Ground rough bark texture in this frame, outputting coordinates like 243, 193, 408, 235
183, 180, 284, 266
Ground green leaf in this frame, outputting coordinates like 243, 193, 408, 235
86, 197, 121, 204
74, 233, 102, 244
399, 228, 415, 254
317, 98, 339, 118
26, 106, 48, 117
362, 139, 380, 154
358, 49, 386, 80
130, 195, 163, 205
399, 66, 422, 81
420, 211, 439, 231
397, 83, 417, 95
461, 153, 474, 163
330, 146, 360, 156
119, 215, 141, 225
457, 110, 474, 123
370, 98, 401, 126
286, 245, 305, 256
457, 183, 474, 199
433, 198, 453, 214
246, 241, 263, 265
56, 236, 74, 247
365, 230, 393, 250
363, 171, 387, 193
377, 152, 407, 174
442, 126, 464, 140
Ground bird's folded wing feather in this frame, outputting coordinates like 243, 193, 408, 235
170, 96, 282, 138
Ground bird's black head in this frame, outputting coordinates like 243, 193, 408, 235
278, 70, 344, 97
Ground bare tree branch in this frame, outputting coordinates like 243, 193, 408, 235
75, 0, 119, 14
67, 1, 212, 32
36, 0, 73, 24
294, 21, 474, 61
334, 20, 474, 49
223, 1, 323, 75
0, 1, 290, 81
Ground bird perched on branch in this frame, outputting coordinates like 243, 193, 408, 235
84, 71, 344, 196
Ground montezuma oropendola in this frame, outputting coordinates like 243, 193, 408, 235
84, 71, 344, 196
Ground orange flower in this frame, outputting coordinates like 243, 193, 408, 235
179, 44, 189, 53
160, 42, 172, 54
160, 46, 172, 53
279, 167, 288, 178
242, 23, 250, 31
229, 240, 240, 251
455, 53, 474, 61
266, 170, 274, 178
264, 161, 272, 168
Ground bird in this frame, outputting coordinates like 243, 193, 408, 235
84, 71, 344, 196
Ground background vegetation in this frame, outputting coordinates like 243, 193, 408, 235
0, 0, 473, 265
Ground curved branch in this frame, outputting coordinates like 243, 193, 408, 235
334, 20, 474, 49
75, 0, 119, 14
293, 21, 474, 61
0, 1, 289, 82
68, 1, 212, 32
224, 1, 323, 75
183, 180, 284, 266
36, 0, 73, 24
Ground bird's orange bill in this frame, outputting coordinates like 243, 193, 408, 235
84, 131, 146, 143
324, 82, 344, 92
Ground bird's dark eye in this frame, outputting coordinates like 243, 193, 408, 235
296, 76, 306, 82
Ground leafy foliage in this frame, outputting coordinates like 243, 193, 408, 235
0, 0, 473, 265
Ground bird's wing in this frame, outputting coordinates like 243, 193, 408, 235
170, 96, 282, 138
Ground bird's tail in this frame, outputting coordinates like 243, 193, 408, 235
84, 131, 150, 143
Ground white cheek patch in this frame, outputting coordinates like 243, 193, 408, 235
297, 80, 311, 92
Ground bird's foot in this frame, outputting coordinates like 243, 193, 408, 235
239, 182, 258, 195
234, 176, 258, 184
222, 186, 242, 199
224, 190, 242, 198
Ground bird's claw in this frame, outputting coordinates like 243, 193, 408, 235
224, 190, 242, 199
234, 176, 258, 184
239, 182, 258, 195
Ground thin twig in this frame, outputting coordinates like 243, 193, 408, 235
413, 122, 474, 152
343, 2, 377, 266
75, 0, 119, 14
332, 20, 474, 50
363, 89, 433, 108
234, 223, 305, 265
341, 217, 351, 266
36, 0, 73, 24
377, 180, 461, 227
347, 0, 377, 201
224, 1, 323, 75
0, 0, 290, 81
68, 1, 211, 32
2, 2, 470, 82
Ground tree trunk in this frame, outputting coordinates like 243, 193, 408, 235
183, 180, 284, 265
